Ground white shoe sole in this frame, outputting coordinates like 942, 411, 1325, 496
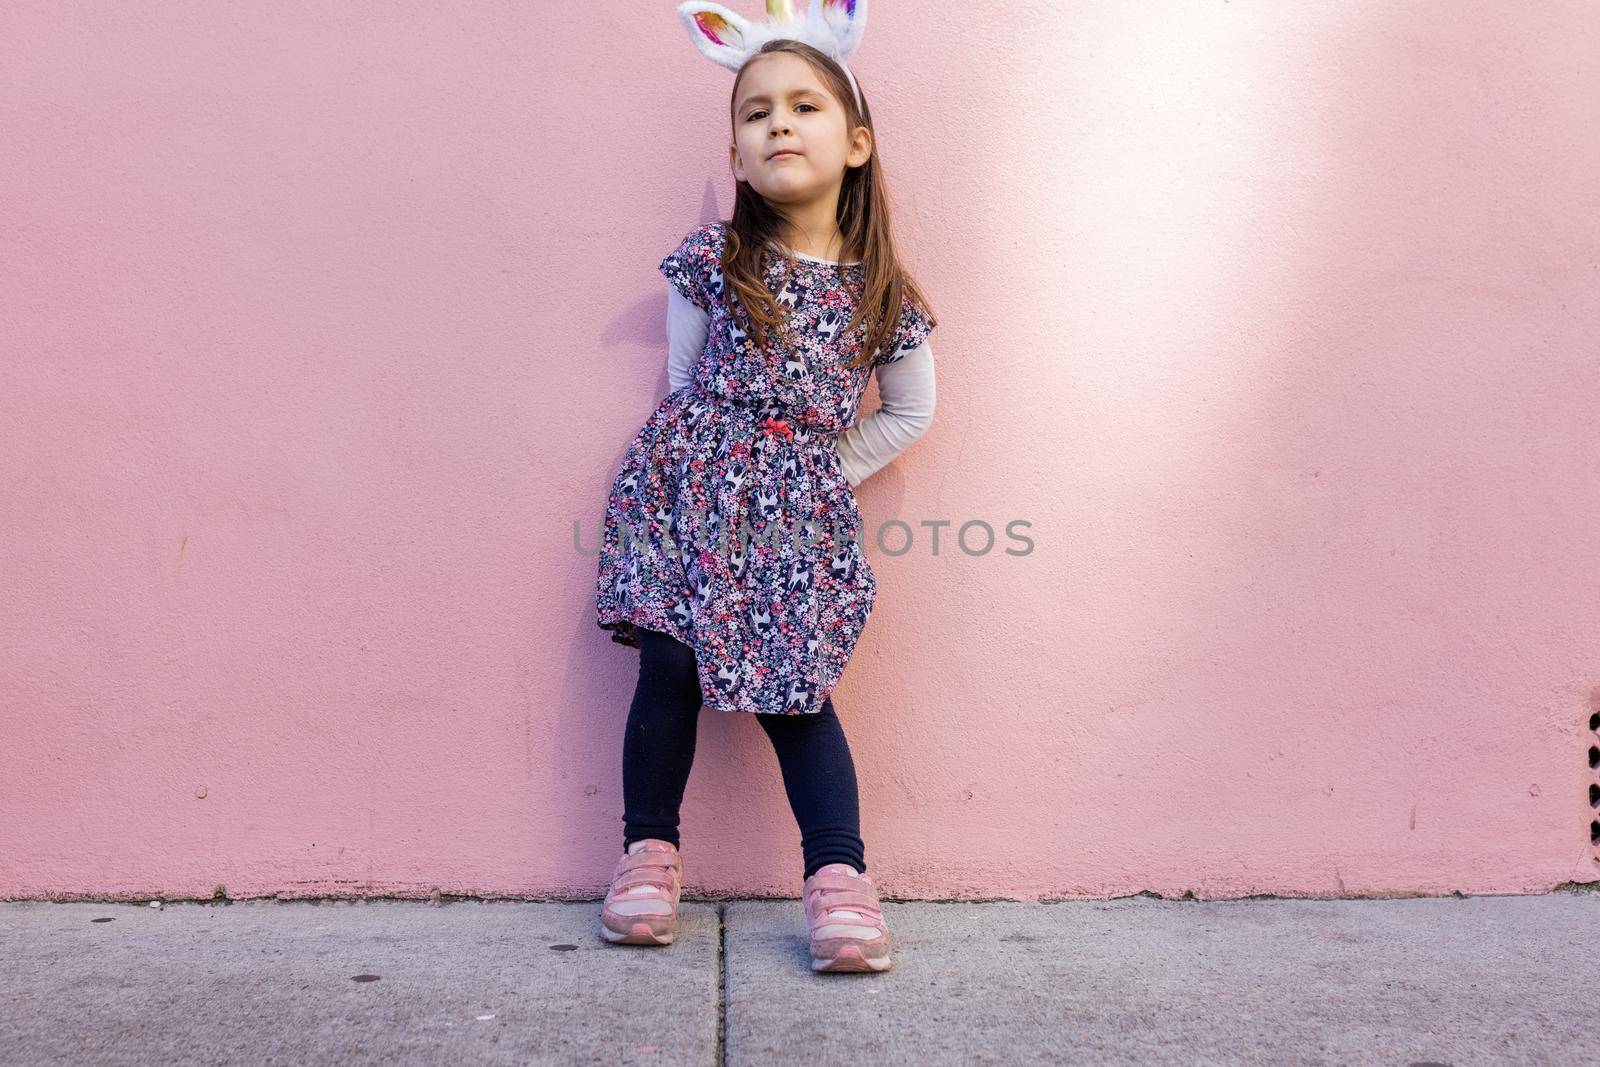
599, 917, 676, 946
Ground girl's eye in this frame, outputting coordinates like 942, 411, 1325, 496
746, 103, 819, 121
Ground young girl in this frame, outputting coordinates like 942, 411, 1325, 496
593, 1, 937, 974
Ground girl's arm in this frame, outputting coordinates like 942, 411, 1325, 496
667, 284, 710, 393
836, 338, 937, 487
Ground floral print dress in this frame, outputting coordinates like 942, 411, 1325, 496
594, 221, 934, 715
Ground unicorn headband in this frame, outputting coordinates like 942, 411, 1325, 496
674, 1, 869, 112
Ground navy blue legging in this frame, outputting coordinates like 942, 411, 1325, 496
621, 627, 866, 879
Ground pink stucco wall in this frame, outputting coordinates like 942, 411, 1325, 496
3, 2, 1598, 902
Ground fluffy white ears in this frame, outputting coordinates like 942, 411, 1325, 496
674, 0, 868, 108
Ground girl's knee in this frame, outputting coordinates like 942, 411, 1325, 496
757, 697, 839, 736
635, 628, 702, 702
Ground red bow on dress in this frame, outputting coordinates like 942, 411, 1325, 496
758, 416, 794, 441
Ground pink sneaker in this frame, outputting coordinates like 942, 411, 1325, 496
599, 839, 683, 946
802, 863, 893, 973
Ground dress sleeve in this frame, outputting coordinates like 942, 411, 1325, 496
658, 222, 724, 313
872, 288, 937, 368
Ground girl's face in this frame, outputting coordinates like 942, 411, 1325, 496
729, 53, 871, 208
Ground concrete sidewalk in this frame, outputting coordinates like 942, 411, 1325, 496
1, 893, 1595, 1065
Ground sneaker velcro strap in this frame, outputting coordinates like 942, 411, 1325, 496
611, 869, 677, 895
805, 872, 875, 895
816, 909, 884, 930
608, 854, 680, 898
616, 852, 679, 876
813, 891, 881, 914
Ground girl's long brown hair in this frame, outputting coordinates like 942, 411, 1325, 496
720, 39, 935, 371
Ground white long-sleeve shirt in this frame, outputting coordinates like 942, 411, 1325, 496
665, 283, 936, 487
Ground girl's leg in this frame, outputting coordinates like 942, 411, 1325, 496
755, 696, 868, 879
620, 627, 704, 852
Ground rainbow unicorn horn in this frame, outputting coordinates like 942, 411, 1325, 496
673, 0, 868, 110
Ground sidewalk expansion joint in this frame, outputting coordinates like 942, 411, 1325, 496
716, 902, 727, 1067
